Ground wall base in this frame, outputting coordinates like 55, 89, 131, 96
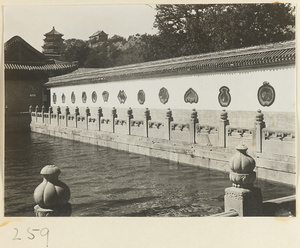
30, 123, 295, 186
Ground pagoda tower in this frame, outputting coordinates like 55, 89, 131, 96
42, 27, 64, 60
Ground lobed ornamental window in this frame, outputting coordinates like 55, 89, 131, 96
117, 90, 127, 104
137, 90, 145, 104
52, 93, 57, 104
92, 91, 97, 103
102, 91, 109, 102
158, 87, 169, 104
82, 92, 87, 103
257, 82, 275, 107
71, 92, 76, 104
184, 88, 198, 104
218, 86, 231, 107
62, 93, 66, 103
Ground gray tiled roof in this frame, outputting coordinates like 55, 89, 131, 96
46, 40, 295, 87
5, 62, 78, 71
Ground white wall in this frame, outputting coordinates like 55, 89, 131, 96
50, 65, 295, 113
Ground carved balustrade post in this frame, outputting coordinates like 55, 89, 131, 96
218, 110, 229, 147
28, 105, 32, 122
127, 108, 133, 135
35, 105, 39, 122
189, 109, 198, 144
255, 110, 265, 153
97, 107, 103, 131
144, 108, 150, 138
29, 105, 33, 122
49, 106, 53, 124
165, 108, 173, 140
75, 107, 79, 128
65, 106, 70, 127
86, 107, 90, 130
34, 165, 71, 217
41, 105, 45, 123
111, 107, 117, 133
224, 145, 262, 216
57, 106, 61, 126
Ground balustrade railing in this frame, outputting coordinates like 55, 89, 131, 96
30, 106, 293, 154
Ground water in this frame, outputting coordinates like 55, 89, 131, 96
5, 132, 295, 217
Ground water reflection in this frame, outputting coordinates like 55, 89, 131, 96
5, 132, 294, 217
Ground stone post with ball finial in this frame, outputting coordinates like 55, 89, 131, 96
224, 144, 262, 216
34, 165, 71, 217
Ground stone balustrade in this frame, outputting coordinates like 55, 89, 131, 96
30, 106, 294, 156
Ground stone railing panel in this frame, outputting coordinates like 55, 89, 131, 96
58, 114, 66, 127
226, 126, 254, 150
43, 113, 49, 124
262, 129, 295, 156
115, 118, 127, 134
35, 112, 43, 124
67, 115, 76, 128
196, 124, 218, 146
76, 115, 86, 129
50, 113, 57, 126
100, 117, 112, 132
88, 116, 98, 131
130, 119, 144, 136
170, 122, 190, 143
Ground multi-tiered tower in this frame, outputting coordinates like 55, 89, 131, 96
42, 27, 64, 60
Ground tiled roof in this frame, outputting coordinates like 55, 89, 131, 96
44, 27, 63, 36
46, 40, 295, 87
5, 62, 78, 71
5, 36, 46, 61
89, 30, 107, 38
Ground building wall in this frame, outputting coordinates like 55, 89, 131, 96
5, 72, 47, 113
49, 65, 295, 130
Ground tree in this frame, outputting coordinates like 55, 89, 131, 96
154, 4, 295, 55
61, 39, 90, 67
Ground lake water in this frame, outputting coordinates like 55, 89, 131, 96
5, 132, 295, 217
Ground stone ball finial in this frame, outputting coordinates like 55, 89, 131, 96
75, 106, 79, 115
57, 106, 61, 114
229, 145, 256, 188
166, 108, 172, 118
111, 107, 117, 116
190, 109, 198, 120
220, 109, 228, 121
86, 107, 90, 116
144, 108, 150, 118
34, 165, 70, 209
127, 107, 133, 117
65, 106, 70, 115
256, 109, 264, 122
98, 107, 103, 116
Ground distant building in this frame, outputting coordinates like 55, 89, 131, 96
42, 27, 64, 59
88, 30, 108, 48
5, 35, 78, 132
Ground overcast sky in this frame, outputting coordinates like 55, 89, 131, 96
4, 5, 158, 52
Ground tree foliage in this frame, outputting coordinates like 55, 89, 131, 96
61, 4, 295, 68
61, 39, 90, 67
153, 4, 295, 55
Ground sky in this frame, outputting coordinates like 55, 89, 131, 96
4, 5, 158, 52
